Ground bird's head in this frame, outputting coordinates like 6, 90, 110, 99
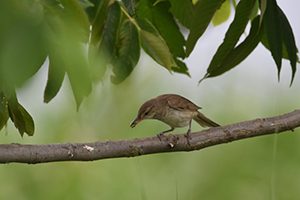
130, 100, 156, 128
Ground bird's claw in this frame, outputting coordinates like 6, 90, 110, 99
184, 129, 192, 145
157, 133, 163, 141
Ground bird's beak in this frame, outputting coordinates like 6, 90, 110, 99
130, 117, 143, 128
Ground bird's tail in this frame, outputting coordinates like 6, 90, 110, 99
193, 112, 220, 127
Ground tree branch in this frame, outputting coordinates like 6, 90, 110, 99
1, 109, 300, 164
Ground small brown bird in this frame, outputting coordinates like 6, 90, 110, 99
130, 94, 220, 141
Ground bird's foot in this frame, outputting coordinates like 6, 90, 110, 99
157, 133, 164, 141
184, 129, 192, 145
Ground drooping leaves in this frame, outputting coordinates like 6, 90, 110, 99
206, 0, 257, 73
58, 0, 93, 108
43, 0, 92, 108
59, 0, 91, 41
172, 58, 190, 77
0, 0, 299, 137
98, 1, 122, 63
90, 0, 110, 42
44, 52, 66, 103
278, 7, 298, 85
186, 0, 225, 56
136, 19, 178, 71
201, 16, 264, 80
169, 0, 195, 28
7, 93, 34, 137
260, 0, 298, 84
111, 20, 140, 84
137, 0, 185, 58
262, 0, 282, 76
65, 43, 92, 109
0, 0, 48, 89
90, 1, 122, 81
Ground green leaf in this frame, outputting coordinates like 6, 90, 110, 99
8, 96, 34, 137
0, 93, 9, 131
0, 14, 48, 88
172, 58, 190, 77
169, 0, 195, 28
0, 110, 9, 132
212, 0, 231, 26
202, 16, 263, 80
90, 1, 122, 81
207, 0, 256, 73
263, 0, 282, 76
1, 84, 14, 100
65, 43, 92, 109
98, 2, 122, 61
44, 1, 93, 108
85, 0, 104, 23
122, 0, 138, 16
136, 19, 177, 71
59, 0, 90, 40
90, 0, 110, 42
260, 27, 299, 64
259, 0, 267, 27
250, 0, 259, 21
277, 7, 298, 85
0, 92, 7, 115
137, 0, 185, 58
78, 0, 94, 9
186, 0, 225, 56
44, 52, 66, 103
260, 30, 280, 59
43, 3, 65, 37
110, 20, 140, 84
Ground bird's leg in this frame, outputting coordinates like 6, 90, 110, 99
184, 120, 192, 144
157, 127, 174, 141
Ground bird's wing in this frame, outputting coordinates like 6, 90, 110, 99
166, 95, 201, 111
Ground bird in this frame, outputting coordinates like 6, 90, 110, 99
130, 94, 220, 142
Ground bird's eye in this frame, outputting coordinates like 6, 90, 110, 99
144, 111, 149, 116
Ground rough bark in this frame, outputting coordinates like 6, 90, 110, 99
1, 109, 300, 164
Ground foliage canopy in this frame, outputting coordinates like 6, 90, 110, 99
0, 0, 298, 136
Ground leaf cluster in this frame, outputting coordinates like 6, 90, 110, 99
0, 0, 298, 137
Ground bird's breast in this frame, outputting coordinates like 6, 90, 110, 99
156, 108, 197, 128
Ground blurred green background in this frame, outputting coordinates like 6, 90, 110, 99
1, 1, 300, 200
